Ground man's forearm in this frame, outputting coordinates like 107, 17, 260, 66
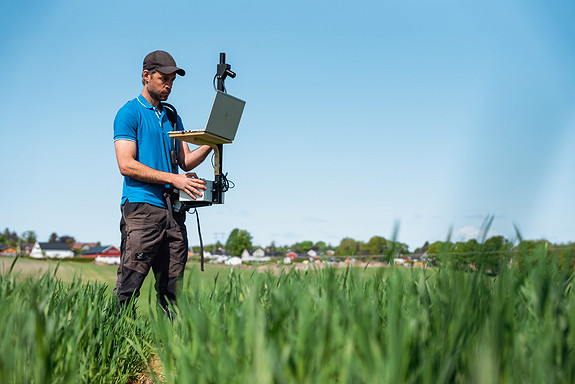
181, 145, 212, 171
119, 158, 176, 185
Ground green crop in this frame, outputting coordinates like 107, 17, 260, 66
2, 244, 575, 383
152, 249, 575, 383
0, 259, 153, 383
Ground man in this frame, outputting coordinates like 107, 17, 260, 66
113, 50, 211, 315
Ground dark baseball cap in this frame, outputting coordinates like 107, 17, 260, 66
143, 50, 186, 76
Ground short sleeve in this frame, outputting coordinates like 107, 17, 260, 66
114, 102, 138, 142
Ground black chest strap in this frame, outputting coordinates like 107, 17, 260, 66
162, 102, 179, 174
162, 102, 207, 272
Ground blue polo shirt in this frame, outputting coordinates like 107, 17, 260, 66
113, 95, 184, 208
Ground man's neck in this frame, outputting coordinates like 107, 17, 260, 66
141, 89, 161, 109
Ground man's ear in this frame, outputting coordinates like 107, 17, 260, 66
142, 70, 150, 84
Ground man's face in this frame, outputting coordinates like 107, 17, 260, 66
144, 70, 176, 102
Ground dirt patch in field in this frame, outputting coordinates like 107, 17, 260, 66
256, 260, 389, 274
128, 355, 165, 384
0, 257, 118, 284
0, 257, 77, 280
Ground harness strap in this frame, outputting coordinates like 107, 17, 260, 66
162, 102, 206, 271
163, 192, 177, 228
162, 102, 179, 229
162, 102, 179, 175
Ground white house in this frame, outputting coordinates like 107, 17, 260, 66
307, 249, 318, 258
225, 257, 242, 266
241, 248, 271, 263
253, 248, 266, 258
30, 242, 74, 259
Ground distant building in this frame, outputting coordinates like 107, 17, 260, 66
0, 243, 34, 256
409, 241, 429, 264
82, 245, 121, 265
73, 242, 99, 252
225, 257, 242, 266
20, 243, 34, 255
253, 248, 266, 258
30, 242, 74, 259
0, 245, 17, 257
286, 251, 298, 259
241, 248, 271, 263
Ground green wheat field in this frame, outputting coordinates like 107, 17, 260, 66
1, 243, 575, 383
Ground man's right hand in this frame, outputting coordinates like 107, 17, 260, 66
171, 172, 207, 199
115, 140, 207, 199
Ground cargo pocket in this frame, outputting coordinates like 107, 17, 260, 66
125, 223, 161, 274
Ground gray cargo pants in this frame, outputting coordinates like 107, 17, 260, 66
113, 200, 188, 314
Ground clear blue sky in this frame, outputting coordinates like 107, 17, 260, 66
1, 0, 574, 251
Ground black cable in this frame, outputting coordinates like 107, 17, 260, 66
192, 208, 205, 272
210, 153, 235, 192
220, 172, 234, 192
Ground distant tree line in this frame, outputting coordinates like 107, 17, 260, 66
198, 228, 575, 272
196, 229, 413, 259
2, 227, 573, 271
427, 236, 575, 274
0, 228, 37, 248
0, 228, 76, 250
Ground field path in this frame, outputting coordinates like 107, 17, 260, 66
0, 256, 118, 284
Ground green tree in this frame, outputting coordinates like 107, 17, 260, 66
275, 244, 289, 256
335, 237, 364, 256
57, 235, 76, 249
314, 241, 327, 255
266, 241, 288, 257
413, 241, 430, 254
512, 240, 549, 270
225, 228, 253, 256
21, 230, 37, 244
2, 228, 20, 247
427, 240, 453, 265
478, 235, 512, 273
449, 239, 479, 269
266, 241, 278, 256
203, 240, 224, 253
366, 236, 387, 256
49, 232, 59, 243
482, 236, 508, 253
388, 240, 409, 256
291, 241, 314, 254
428, 240, 453, 255
558, 243, 575, 272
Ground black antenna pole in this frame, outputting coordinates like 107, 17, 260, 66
217, 53, 226, 92
216, 52, 236, 93
213, 52, 236, 205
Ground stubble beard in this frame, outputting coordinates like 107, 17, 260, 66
147, 85, 169, 103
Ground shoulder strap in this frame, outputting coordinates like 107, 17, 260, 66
162, 102, 179, 174
162, 102, 178, 127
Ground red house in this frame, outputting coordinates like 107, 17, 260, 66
81, 245, 120, 258
286, 251, 298, 259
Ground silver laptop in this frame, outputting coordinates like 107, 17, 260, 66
183, 91, 246, 141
